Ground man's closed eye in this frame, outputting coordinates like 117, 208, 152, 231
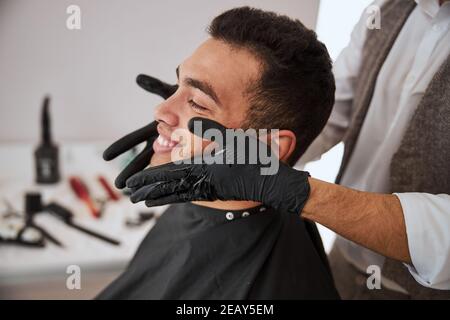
188, 99, 209, 113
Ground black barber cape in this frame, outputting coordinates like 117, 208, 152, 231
97, 203, 339, 299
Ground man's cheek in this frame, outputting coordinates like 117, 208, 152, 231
170, 145, 187, 162
169, 134, 212, 163
171, 135, 205, 162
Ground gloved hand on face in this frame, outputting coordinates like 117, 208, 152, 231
126, 117, 311, 215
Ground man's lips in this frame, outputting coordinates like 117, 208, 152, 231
153, 131, 180, 154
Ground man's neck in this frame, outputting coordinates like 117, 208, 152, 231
192, 200, 262, 211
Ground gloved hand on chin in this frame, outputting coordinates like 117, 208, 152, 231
126, 117, 311, 215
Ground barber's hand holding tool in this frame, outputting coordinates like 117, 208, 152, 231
103, 74, 178, 189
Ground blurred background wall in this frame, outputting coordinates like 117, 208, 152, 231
0, 0, 319, 144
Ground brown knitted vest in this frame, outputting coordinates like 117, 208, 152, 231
335, 0, 450, 299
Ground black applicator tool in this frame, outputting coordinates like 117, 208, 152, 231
34, 95, 60, 184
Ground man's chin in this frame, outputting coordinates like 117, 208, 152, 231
149, 153, 173, 167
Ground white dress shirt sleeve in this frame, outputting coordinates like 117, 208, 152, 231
394, 192, 450, 290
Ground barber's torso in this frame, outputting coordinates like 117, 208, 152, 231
334, 0, 450, 294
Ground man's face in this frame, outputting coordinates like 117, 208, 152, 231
150, 38, 261, 166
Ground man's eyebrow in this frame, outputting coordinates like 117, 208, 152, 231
177, 64, 221, 106
184, 77, 221, 107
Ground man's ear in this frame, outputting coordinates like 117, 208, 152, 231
273, 130, 296, 163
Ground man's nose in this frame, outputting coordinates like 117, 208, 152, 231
154, 95, 179, 127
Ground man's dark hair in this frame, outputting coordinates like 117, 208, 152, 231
208, 7, 335, 165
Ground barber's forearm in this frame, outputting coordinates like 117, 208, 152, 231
302, 178, 411, 263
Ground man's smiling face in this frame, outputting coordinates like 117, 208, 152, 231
150, 38, 262, 166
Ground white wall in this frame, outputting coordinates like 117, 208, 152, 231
0, 0, 319, 144
316, 0, 372, 60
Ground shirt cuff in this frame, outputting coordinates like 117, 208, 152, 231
394, 192, 450, 290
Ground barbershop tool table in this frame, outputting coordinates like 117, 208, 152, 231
0, 143, 165, 299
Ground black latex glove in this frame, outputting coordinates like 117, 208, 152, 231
126, 117, 311, 215
103, 74, 178, 189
